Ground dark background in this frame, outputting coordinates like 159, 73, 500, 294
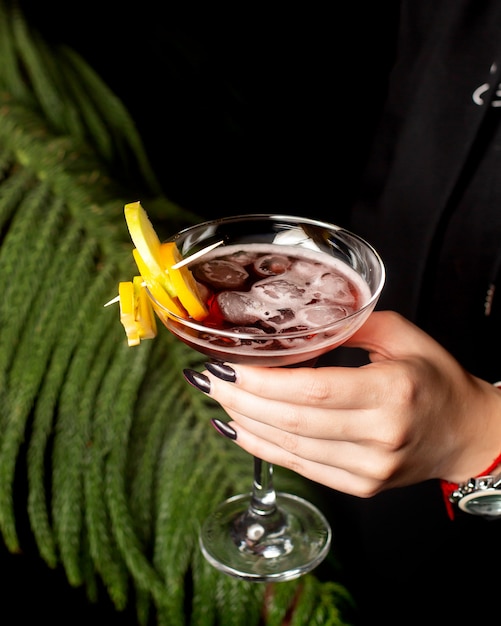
2, 3, 399, 624
22, 3, 399, 219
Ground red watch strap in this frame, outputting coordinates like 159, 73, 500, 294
440, 480, 458, 520
441, 451, 501, 519
440, 381, 501, 519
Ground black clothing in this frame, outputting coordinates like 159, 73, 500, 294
324, 2, 501, 624
352, 0, 501, 369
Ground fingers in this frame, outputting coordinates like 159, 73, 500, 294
184, 365, 382, 442
206, 362, 376, 410
203, 365, 387, 439
223, 407, 381, 466
224, 416, 386, 497
221, 399, 374, 444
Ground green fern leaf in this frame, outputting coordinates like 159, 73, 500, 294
0, 3, 355, 624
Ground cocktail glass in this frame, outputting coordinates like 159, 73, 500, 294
147, 214, 385, 582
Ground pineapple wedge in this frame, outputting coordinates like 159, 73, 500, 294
119, 277, 157, 346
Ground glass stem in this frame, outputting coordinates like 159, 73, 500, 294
250, 457, 277, 516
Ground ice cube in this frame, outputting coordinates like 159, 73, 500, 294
296, 303, 351, 327
315, 273, 355, 305
253, 254, 291, 277
193, 259, 249, 289
230, 326, 274, 347
223, 250, 260, 266
216, 291, 261, 324
287, 259, 320, 282
276, 325, 311, 349
202, 326, 274, 349
266, 308, 295, 325
252, 279, 306, 304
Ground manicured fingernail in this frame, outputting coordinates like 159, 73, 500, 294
183, 369, 211, 393
211, 418, 237, 440
205, 361, 237, 383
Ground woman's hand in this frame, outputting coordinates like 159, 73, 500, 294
191, 311, 501, 497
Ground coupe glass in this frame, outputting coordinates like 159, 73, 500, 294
148, 214, 385, 582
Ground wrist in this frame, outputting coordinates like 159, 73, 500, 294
440, 381, 501, 519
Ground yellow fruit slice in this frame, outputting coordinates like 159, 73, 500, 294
159, 242, 208, 320
119, 281, 139, 346
124, 201, 209, 321
124, 201, 175, 296
119, 277, 157, 346
132, 248, 186, 318
134, 276, 157, 340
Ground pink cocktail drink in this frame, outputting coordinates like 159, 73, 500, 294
151, 215, 384, 370
159, 243, 371, 366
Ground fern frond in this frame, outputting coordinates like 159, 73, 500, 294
0, 226, 97, 550
27, 267, 118, 568
0, 158, 34, 225
0, 186, 64, 397
215, 573, 264, 626
0, 3, 354, 625
189, 550, 219, 626
0, 1, 31, 100
78, 343, 138, 601
49, 277, 124, 585
290, 576, 354, 626
11, 8, 79, 134
128, 350, 186, 542
59, 45, 162, 195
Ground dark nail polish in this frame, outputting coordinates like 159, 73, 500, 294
205, 361, 237, 383
183, 369, 211, 393
211, 418, 237, 440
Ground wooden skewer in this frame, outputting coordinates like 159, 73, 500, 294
103, 295, 120, 307
103, 281, 147, 307
104, 240, 224, 307
170, 239, 224, 269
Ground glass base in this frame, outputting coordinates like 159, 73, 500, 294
199, 491, 331, 582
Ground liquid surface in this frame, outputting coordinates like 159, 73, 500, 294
194, 244, 366, 331
162, 243, 373, 365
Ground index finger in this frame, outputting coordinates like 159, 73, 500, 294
210, 361, 376, 410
